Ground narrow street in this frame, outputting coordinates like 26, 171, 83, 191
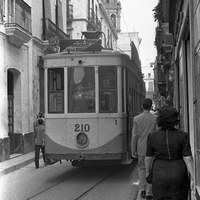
0, 159, 139, 200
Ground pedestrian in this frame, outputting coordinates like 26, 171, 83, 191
33, 112, 45, 132
36, 112, 45, 125
34, 118, 46, 168
145, 106, 195, 200
131, 98, 157, 199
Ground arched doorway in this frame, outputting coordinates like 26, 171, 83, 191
7, 68, 21, 154
7, 70, 14, 154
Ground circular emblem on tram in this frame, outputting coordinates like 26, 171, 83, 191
76, 132, 89, 148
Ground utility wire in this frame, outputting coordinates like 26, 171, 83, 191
120, 10, 133, 42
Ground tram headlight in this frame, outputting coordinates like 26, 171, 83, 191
76, 132, 89, 148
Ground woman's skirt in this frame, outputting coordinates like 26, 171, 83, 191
152, 159, 189, 200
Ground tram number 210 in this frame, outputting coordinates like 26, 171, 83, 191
74, 124, 90, 132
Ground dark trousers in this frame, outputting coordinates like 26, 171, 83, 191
35, 145, 45, 167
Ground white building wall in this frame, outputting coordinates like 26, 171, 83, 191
4, 41, 31, 134
72, 0, 88, 19
0, 36, 8, 138
72, 21, 88, 39
0, 0, 44, 158
70, 0, 88, 39
32, 0, 43, 39
117, 32, 141, 56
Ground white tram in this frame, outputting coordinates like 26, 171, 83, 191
43, 46, 145, 166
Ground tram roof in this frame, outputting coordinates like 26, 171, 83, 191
43, 49, 127, 58
44, 50, 141, 67
43, 51, 143, 80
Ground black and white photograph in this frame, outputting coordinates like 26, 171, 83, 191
0, 0, 199, 200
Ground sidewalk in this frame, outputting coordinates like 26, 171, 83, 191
0, 151, 35, 177
0, 152, 141, 200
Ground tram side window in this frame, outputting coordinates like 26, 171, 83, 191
48, 68, 64, 113
122, 68, 125, 112
68, 67, 95, 113
99, 66, 117, 113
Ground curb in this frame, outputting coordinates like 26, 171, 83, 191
0, 157, 35, 177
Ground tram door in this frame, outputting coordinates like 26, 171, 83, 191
8, 71, 14, 154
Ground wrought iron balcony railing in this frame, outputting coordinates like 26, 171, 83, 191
6, 0, 32, 33
4, 0, 32, 47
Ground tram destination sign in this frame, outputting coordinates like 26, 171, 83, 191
60, 39, 102, 52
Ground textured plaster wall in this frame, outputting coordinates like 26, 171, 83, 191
0, 36, 8, 138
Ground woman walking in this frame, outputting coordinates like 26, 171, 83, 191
145, 106, 195, 200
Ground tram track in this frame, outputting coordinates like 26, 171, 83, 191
73, 169, 116, 200
26, 166, 117, 200
26, 167, 81, 200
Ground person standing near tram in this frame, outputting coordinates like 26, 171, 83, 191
34, 118, 46, 168
131, 98, 157, 200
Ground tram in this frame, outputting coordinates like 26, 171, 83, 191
43, 38, 145, 166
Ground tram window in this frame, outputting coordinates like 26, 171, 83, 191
68, 67, 95, 113
48, 68, 64, 113
122, 68, 125, 112
99, 66, 117, 113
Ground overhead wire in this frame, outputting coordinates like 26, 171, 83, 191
117, 8, 135, 53
120, 9, 133, 42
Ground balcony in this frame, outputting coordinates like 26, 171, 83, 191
43, 18, 69, 41
5, 0, 32, 47
87, 8, 102, 31
5, 23, 32, 47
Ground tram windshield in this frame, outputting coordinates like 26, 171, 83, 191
47, 66, 118, 114
68, 67, 95, 113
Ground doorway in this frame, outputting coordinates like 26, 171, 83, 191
7, 71, 14, 154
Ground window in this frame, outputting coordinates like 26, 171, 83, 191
68, 67, 95, 113
111, 13, 116, 28
66, 0, 73, 19
7, 0, 32, 32
48, 68, 64, 113
122, 68, 124, 112
7, 0, 14, 22
99, 66, 117, 113
0, 0, 5, 23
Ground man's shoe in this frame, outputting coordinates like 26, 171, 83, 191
146, 195, 153, 200
140, 190, 146, 198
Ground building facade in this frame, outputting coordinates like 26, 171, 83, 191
117, 32, 155, 102
117, 32, 141, 56
142, 64, 155, 101
0, 0, 121, 161
153, 0, 200, 198
67, 0, 121, 49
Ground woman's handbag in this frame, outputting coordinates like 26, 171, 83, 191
146, 158, 155, 184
